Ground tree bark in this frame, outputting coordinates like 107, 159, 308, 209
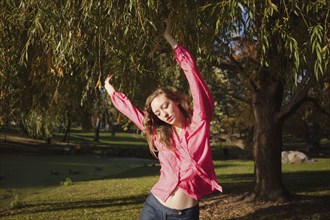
93, 116, 100, 142
251, 77, 289, 201
63, 108, 71, 143
219, 133, 252, 151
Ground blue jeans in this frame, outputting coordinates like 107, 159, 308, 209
139, 193, 199, 220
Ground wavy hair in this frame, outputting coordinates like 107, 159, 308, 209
143, 87, 191, 158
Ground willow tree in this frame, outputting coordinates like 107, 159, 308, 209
0, 0, 215, 138
0, 1, 65, 137
200, 0, 329, 201
0, 0, 170, 139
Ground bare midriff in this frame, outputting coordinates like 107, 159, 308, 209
154, 187, 198, 210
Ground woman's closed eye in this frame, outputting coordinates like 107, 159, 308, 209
161, 103, 169, 109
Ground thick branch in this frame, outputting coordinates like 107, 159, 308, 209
215, 133, 252, 151
215, 59, 242, 73
276, 73, 315, 121
305, 97, 330, 117
249, 79, 258, 94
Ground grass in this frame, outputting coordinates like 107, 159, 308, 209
1, 155, 329, 219
0, 155, 159, 219
0, 130, 329, 219
282, 159, 330, 195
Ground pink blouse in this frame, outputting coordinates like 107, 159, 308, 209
110, 45, 222, 202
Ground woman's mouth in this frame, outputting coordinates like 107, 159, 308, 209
166, 116, 173, 123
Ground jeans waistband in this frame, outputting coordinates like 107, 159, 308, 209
146, 193, 199, 215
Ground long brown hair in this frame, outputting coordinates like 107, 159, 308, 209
143, 87, 191, 158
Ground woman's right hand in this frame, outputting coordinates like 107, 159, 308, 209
163, 18, 172, 38
104, 74, 116, 95
163, 18, 178, 49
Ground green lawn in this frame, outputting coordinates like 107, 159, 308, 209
0, 131, 329, 219
0, 155, 329, 219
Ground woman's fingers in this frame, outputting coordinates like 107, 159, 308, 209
104, 74, 116, 95
105, 74, 114, 84
163, 17, 172, 36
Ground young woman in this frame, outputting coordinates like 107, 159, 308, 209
104, 19, 222, 220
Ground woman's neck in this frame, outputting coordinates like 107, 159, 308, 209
173, 120, 185, 136
173, 126, 183, 137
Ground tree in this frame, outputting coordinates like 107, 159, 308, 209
201, 0, 329, 201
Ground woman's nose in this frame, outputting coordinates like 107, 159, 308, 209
163, 112, 169, 118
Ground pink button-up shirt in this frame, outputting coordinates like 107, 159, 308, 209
110, 45, 222, 202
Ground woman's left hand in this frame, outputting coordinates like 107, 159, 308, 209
104, 74, 116, 95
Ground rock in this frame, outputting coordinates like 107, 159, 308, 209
281, 151, 290, 164
281, 151, 313, 164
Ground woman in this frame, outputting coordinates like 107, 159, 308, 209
104, 19, 222, 220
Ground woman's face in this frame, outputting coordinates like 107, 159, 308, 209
150, 93, 183, 127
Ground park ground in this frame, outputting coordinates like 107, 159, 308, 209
0, 131, 329, 219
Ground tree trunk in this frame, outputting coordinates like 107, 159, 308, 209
93, 116, 100, 142
63, 108, 72, 143
251, 77, 289, 201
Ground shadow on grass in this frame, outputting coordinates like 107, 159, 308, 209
219, 173, 255, 194
283, 170, 330, 193
0, 155, 161, 189
109, 165, 160, 179
0, 194, 147, 218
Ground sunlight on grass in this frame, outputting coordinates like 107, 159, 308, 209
29, 177, 156, 219
283, 158, 330, 172
1, 177, 157, 219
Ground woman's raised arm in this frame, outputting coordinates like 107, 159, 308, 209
104, 75, 145, 131
163, 19, 214, 122
163, 18, 178, 49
